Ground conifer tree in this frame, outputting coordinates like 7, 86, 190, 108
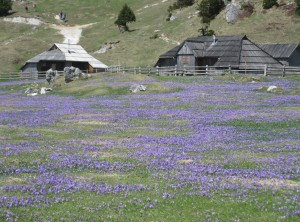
295, 0, 300, 15
197, 0, 225, 23
114, 4, 136, 32
263, 0, 278, 9
0, 0, 12, 16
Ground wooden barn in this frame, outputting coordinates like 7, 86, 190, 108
21, 43, 108, 74
258, 44, 300, 66
155, 35, 283, 71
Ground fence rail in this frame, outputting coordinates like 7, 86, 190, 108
107, 65, 300, 77
0, 70, 85, 81
1, 65, 300, 81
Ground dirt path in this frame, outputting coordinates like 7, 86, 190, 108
3, 16, 96, 44
50, 23, 96, 44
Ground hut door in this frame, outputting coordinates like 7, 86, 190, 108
51, 64, 56, 70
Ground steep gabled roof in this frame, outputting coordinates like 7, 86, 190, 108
185, 42, 205, 57
158, 35, 245, 60
158, 44, 183, 59
25, 43, 108, 69
26, 49, 65, 63
240, 40, 283, 67
157, 35, 282, 67
258, 44, 299, 58
205, 35, 244, 66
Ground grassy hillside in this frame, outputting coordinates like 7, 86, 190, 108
0, 0, 299, 72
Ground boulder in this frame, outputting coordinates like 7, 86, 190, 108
46, 68, 58, 85
40, 87, 53, 95
64, 66, 89, 82
27, 93, 38, 96
74, 68, 82, 77
129, 84, 147, 93
267, 85, 278, 92
40, 87, 46, 95
225, 1, 241, 23
64, 66, 75, 83
24, 87, 38, 95
170, 16, 177, 21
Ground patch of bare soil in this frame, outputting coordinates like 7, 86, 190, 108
3, 16, 43, 25
49, 23, 96, 44
3, 16, 96, 44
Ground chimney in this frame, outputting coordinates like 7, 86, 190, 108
213, 35, 216, 44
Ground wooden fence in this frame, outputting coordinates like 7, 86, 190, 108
1, 65, 300, 81
0, 70, 82, 81
107, 65, 300, 77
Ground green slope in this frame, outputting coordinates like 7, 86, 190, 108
0, 0, 299, 72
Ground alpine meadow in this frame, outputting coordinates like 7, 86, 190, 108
0, 0, 300, 221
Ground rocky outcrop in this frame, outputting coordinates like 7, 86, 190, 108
46, 68, 58, 85
225, 1, 241, 23
64, 66, 91, 83
129, 84, 147, 93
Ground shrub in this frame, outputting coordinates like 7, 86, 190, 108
0, 0, 12, 16
198, 25, 215, 36
296, 0, 300, 15
150, 33, 159, 39
197, 0, 225, 23
177, 0, 195, 7
263, 0, 278, 9
166, 12, 172, 21
167, 0, 195, 21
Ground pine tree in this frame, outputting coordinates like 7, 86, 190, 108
114, 4, 136, 32
197, 0, 225, 23
0, 0, 12, 16
263, 0, 278, 9
295, 0, 300, 15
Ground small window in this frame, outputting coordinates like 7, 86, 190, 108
182, 56, 190, 64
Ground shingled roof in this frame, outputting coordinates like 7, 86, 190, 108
158, 44, 183, 59
25, 43, 108, 69
258, 44, 299, 58
157, 35, 282, 67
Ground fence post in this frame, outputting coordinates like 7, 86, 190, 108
174, 65, 177, 76
183, 65, 186, 76
206, 65, 208, 75
134, 67, 136, 74
264, 64, 267, 76
228, 64, 231, 74
282, 65, 286, 77
139, 67, 141, 74
156, 66, 159, 76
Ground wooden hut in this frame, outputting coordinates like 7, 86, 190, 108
155, 35, 282, 72
258, 44, 300, 66
21, 43, 108, 75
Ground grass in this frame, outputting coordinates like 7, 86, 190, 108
1, 0, 299, 72
3, 190, 298, 221
1, 74, 182, 97
0, 73, 299, 221
221, 119, 300, 128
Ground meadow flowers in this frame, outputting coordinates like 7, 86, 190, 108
0, 75, 299, 221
